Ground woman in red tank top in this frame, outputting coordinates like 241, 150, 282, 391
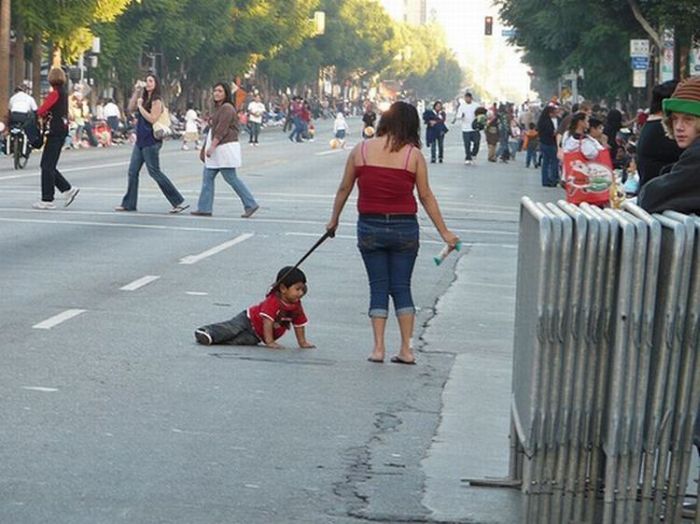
327, 101, 459, 364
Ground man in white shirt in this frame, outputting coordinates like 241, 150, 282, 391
247, 95, 265, 146
453, 91, 480, 165
103, 98, 122, 132
8, 85, 38, 127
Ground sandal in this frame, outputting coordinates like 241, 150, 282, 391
170, 203, 190, 214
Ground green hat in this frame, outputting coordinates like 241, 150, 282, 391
663, 76, 700, 117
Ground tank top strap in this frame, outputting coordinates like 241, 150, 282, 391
403, 145, 414, 171
361, 139, 368, 165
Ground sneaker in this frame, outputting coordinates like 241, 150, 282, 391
241, 205, 259, 218
32, 201, 56, 210
169, 203, 190, 214
62, 187, 80, 207
114, 205, 136, 212
194, 329, 213, 346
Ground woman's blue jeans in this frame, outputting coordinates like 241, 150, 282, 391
540, 143, 559, 186
121, 143, 184, 210
357, 215, 419, 318
197, 167, 258, 213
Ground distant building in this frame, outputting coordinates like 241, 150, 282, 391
379, 0, 427, 25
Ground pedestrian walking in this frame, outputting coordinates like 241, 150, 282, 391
453, 91, 480, 164
537, 104, 559, 186
115, 73, 189, 213
485, 109, 499, 162
33, 68, 80, 210
194, 266, 314, 349
181, 104, 200, 150
288, 97, 304, 143
191, 82, 259, 218
326, 101, 459, 365
423, 101, 448, 163
361, 102, 377, 139
333, 111, 349, 148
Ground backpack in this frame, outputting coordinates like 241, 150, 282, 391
562, 140, 614, 206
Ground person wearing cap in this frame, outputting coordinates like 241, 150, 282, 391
639, 76, 700, 214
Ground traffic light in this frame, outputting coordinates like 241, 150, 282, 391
485, 16, 493, 36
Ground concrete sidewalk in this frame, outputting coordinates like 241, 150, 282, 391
418, 157, 560, 523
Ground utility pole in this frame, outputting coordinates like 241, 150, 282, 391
0, 0, 11, 121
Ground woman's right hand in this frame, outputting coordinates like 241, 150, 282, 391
199, 147, 205, 163
325, 218, 338, 238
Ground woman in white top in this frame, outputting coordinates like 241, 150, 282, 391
561, 112, 605, 159
191, 83, 259, 218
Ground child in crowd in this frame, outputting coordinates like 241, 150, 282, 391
333, 112, 349, 148
194, 267, 315, 349
182, 105, 200, 151
523, 122, 539, 168
588, 117, 608, 148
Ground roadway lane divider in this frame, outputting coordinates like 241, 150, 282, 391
179, 233, 254, 265
33, 309, 86, 329
120, 275, 161, 291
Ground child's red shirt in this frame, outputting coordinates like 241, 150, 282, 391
247, 293, 308, 341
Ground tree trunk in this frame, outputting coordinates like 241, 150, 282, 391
13, 26, 24, 87
31, 33, 42, 101
0, 0, 11, 120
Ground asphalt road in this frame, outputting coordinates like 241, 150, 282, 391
0, 119, 544, 523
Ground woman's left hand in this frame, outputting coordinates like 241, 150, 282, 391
441, 230, 460, 249
206, 146, 215, 158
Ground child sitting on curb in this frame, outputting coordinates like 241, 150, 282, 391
194, 266, 315, 349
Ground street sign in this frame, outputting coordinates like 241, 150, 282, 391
501, 28, 516, 38
630, 56, 649, 70
633, 69, 647, 88
630, 39, 650, 58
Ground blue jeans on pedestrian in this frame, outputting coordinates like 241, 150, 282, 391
462, 130, 480, 160
357, 214, 419, 318
197, 167, 257, 214
289, 117, 303, 142
540, 143, 559, 186
525, 147, 536, 167
249, 122, 261, 143
121, 143, 184, 210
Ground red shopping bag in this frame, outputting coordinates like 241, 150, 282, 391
562, 142, 613, 207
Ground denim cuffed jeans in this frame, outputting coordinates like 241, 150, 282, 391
196, 167, 258, 214
357, 214, 419, 318
198, 310, 260, 346
121, 143, 184, 210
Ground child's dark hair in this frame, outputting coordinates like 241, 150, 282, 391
528, 122, 536, 129
589, 117, 603, 129
274, 266, 307, 290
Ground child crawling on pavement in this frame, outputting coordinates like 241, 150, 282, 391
194, 266, 315, 349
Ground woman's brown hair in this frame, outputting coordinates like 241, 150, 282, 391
376, 101, 421, 152
47, 68, 66, 87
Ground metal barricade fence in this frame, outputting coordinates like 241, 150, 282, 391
500, 198, 700, 523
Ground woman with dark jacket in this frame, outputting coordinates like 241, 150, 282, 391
33, 68, 80, 209
115, 73, 188, 213
423, 100, 448, 163
537, 105, 559, 187
191, 82, 259, 217
603, 108, 623, 168
636, 80, 683, 189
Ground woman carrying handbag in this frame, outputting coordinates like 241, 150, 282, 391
191, 82, 259, 218
115, 73, 188, 213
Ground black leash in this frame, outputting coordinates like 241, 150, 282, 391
271, 230, 333, 290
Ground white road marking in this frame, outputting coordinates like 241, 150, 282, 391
33, 309, 86, 329
120, 275, 161, 291
0, 161, 130, 181
315, 149, 348, 156
185, 291, 209, 296
0, 217, 229, 232
179, 233, 254, 265
22, 386, 59, 392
